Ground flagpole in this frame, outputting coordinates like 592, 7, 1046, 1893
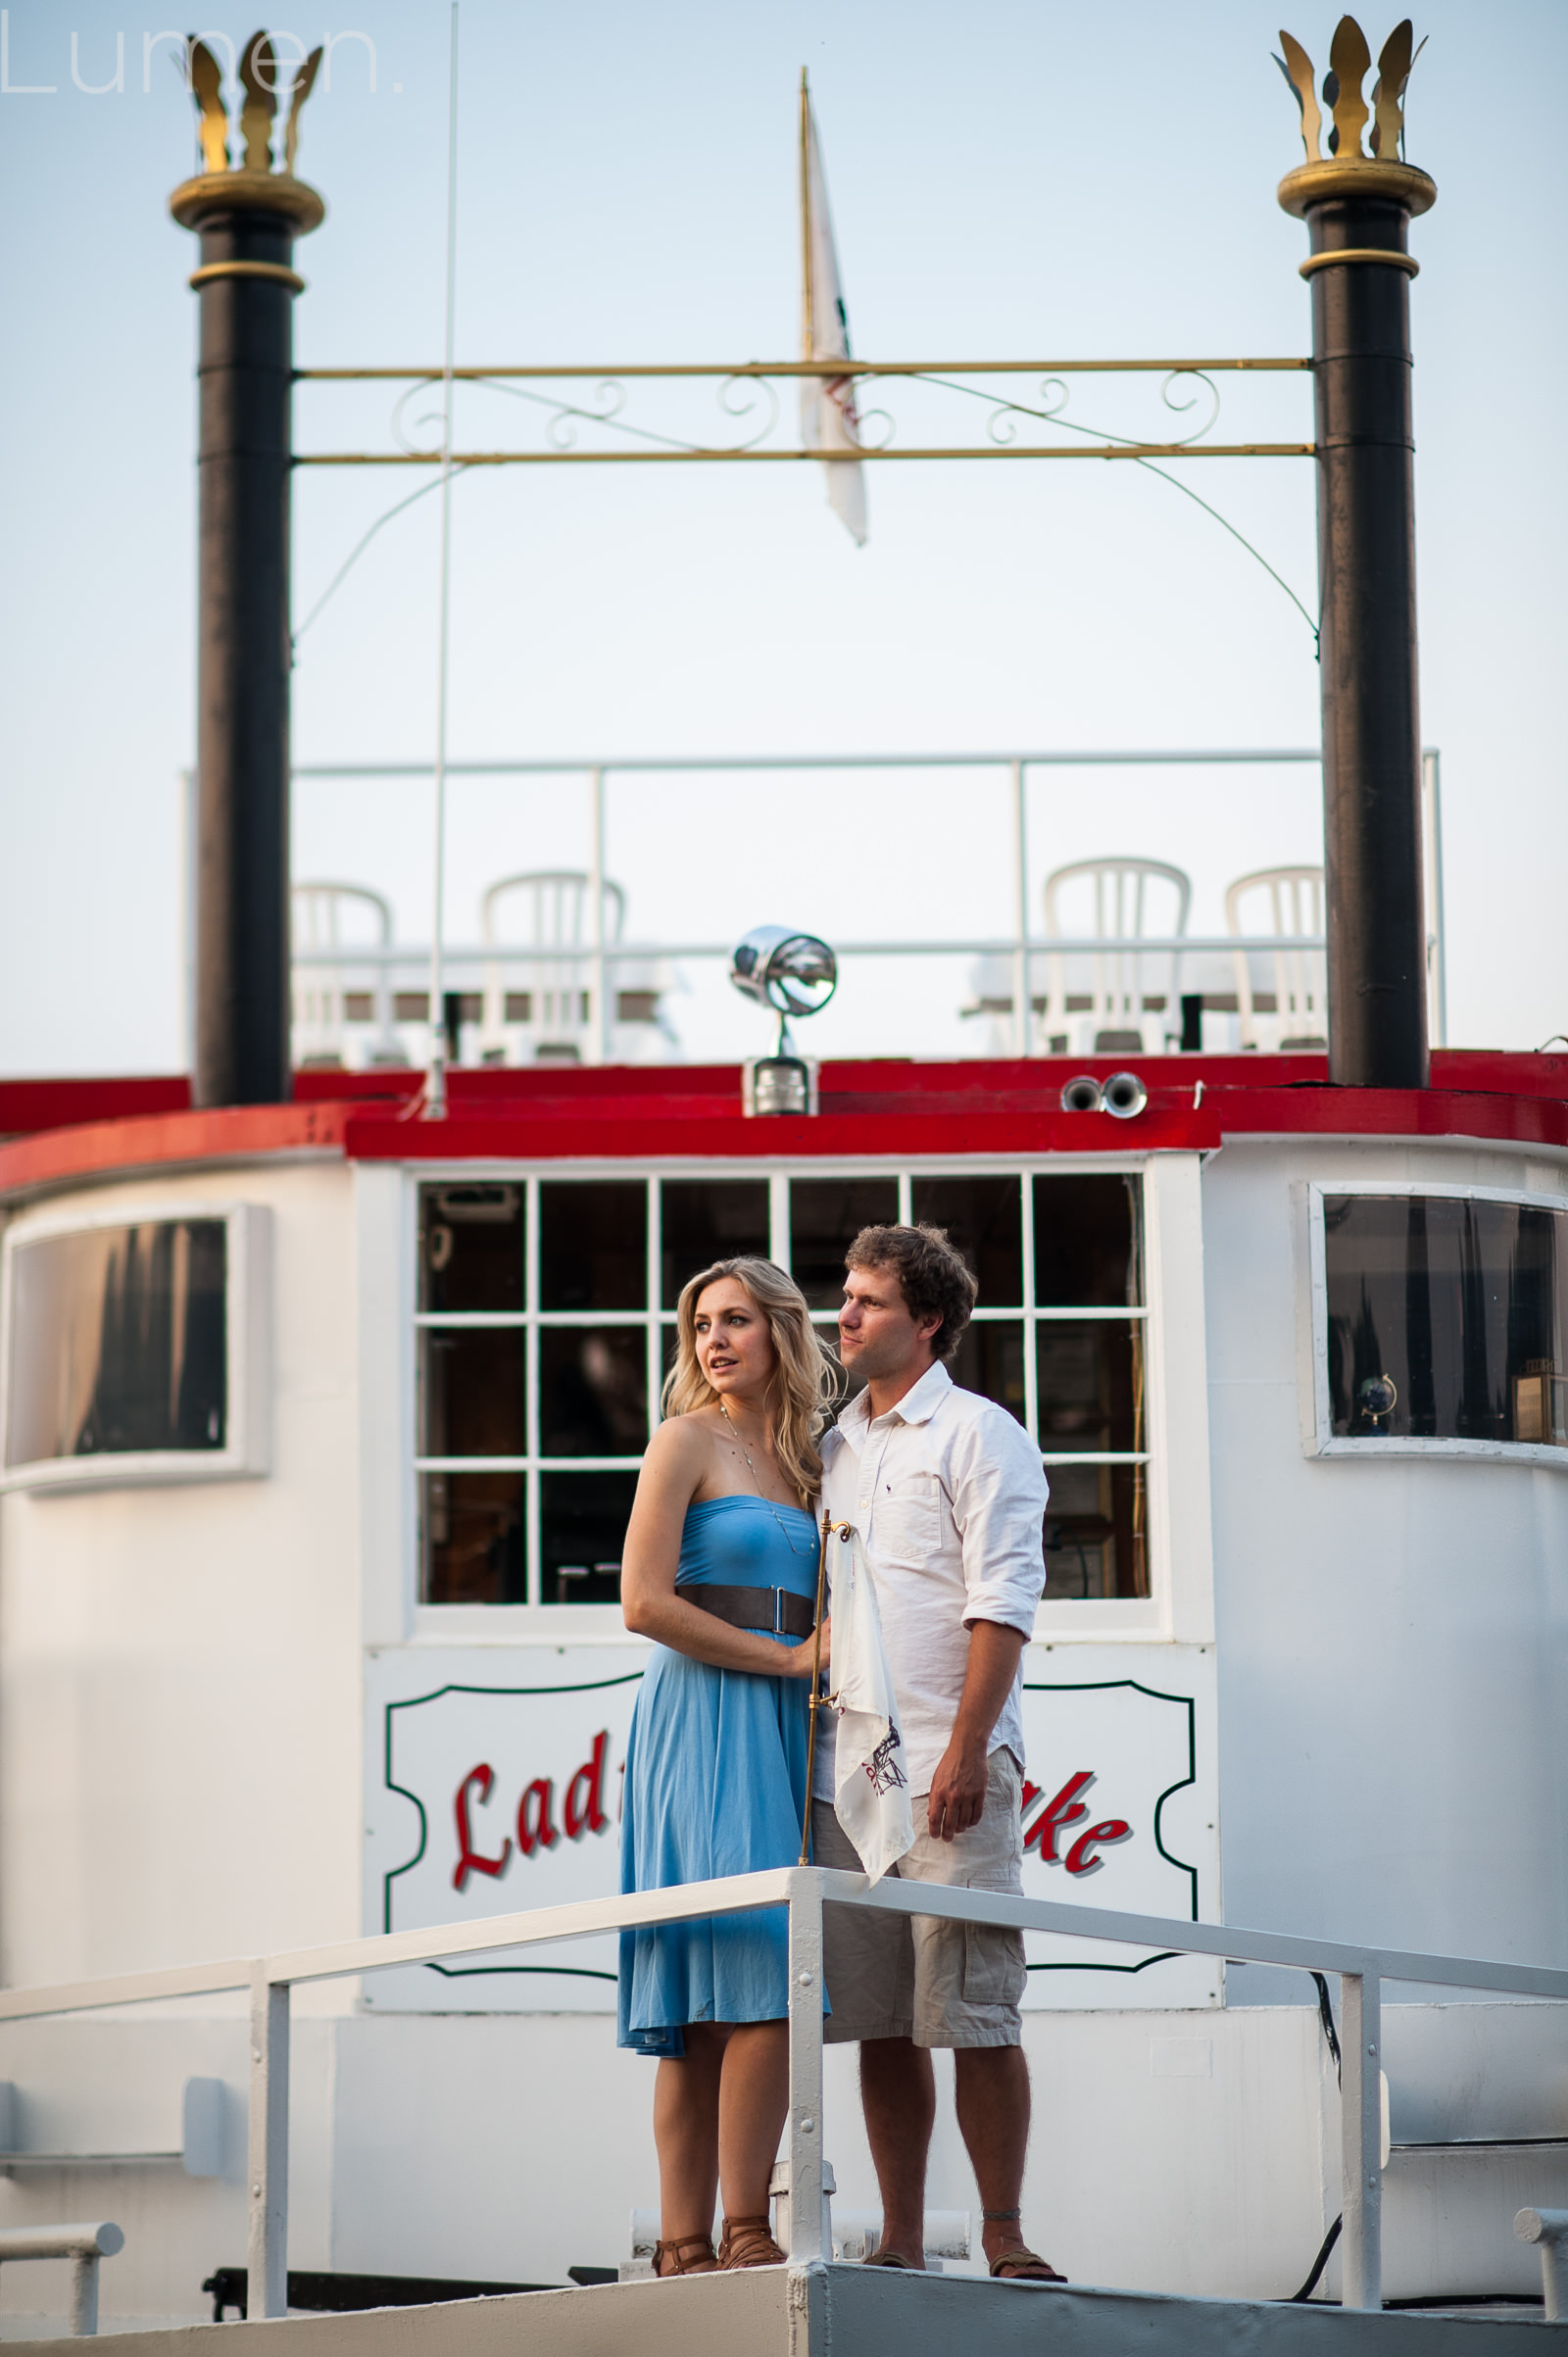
799, 1508, 833, 1866
799, 68, 813, 361
423, 1, 460, 1121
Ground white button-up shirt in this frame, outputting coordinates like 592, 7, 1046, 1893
812, 1359, 1048, 1799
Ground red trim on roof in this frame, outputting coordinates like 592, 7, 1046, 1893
0, 1052, 1562, 1200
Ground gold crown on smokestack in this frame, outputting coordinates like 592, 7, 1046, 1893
170, 31, 325, 236
1275, 17, 1424, 164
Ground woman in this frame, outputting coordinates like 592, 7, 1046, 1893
618, 1256, 838, 2277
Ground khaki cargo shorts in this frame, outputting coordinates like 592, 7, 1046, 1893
811, 1748, 1027, 2049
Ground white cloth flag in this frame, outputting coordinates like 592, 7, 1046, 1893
824, 1523, 913, 1882
800, 76, 867, 547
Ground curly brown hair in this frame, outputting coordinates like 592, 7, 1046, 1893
845, 1223, 978, 1363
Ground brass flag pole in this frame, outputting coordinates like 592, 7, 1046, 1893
799, 1507, 833, 1865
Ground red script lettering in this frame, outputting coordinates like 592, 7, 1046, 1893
564, 1732, 611, 1841
453, 1764, 513, 1892
1023, 1772, 1094, 1861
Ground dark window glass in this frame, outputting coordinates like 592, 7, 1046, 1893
542, 1471, 639, 1604
950, 1320, 1026, 1425
420, 1329, 527, 1458
5, 1221, 226, 1465
1034, 1174, 1143, 1306
419, 1184, 524, 1313
661, 1179, 769, 1308
421, 1469, 527, 1603
909, 1176, 1022, 1306
1324, 1195, 1568, 1445
540, 1182, 647, 1310
1036, 1321, 1144, 1455
1044, 1461, 1147, 1599
539, 1328, 649, 1456
789, 1177, 900, 1309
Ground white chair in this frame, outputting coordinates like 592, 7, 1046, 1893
1224, 866, 1325, 1049
1041, 858, 1192, 1056
291, 882, 400, 1067
478, 871, 678, 1065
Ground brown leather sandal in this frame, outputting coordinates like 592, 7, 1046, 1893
716, 2213, 786, 2269
988, 2248, 1067, 2283
653, 2233, 717, 2277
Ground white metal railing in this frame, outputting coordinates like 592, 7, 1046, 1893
0, 1873, 1561, 2321
0, 2223, 124, 2334
274, 749, 1448, 1065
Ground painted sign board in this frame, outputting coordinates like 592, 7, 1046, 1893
363, 1643, 1219, 2012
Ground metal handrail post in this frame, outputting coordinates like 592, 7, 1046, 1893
1340, 1971, 1381, 2311
1515, 2208, 1568, 2321
247, 1969, 290, 2319
785, 1870, 825, 2262
588, 765, 608, 1065
1009, 760, 1031, 1057
69, 2247, 100, 2335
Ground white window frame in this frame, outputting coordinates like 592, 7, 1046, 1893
405, 1154, 1168, 1637
1303, 1178, 1568, 1469
0, 1199, 270, 1494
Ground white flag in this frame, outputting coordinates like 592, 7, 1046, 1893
825, 1523, 912, 1882
799, 74, 867, 547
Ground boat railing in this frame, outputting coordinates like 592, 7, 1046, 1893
1, 1868, 1561, 2320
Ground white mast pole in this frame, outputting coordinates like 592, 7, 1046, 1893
423, 2, 461, 1119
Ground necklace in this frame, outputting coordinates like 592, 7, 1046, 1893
718, 1399, 808, 1554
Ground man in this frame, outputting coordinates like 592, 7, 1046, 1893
811, 1222, 1061, 2283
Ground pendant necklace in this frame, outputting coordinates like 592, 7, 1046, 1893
718, 1398, 808, 1554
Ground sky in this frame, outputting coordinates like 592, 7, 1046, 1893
1, 0, 1564, 1073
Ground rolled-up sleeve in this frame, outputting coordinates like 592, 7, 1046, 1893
949, 1407, 1049, 1631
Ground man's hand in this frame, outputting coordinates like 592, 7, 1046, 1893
926, 1620, 1027, 1841
927, 1736, 990, 1841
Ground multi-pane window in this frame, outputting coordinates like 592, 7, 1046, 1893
417, 1168, 1148, 1605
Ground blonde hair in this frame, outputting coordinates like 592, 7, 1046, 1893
662, 1256, 841, 1503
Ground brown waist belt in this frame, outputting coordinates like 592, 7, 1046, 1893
679, 1583, 815, 1640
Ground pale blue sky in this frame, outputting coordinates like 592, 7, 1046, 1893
1, 1, 1563, 1070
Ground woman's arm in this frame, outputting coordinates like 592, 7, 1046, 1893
620, 1418, 822, 1679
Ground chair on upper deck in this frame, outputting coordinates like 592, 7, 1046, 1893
1224, 865, 1326, 1050
291, 883, 402, 1068
1040, 857, 1192, 1056
476, 872, 677, 1065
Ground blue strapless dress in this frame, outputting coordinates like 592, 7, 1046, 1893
617, 1494, 821, 2056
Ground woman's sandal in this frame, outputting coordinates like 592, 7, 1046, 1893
653, 2234, 718, 2278
716, 2214, 787, 2270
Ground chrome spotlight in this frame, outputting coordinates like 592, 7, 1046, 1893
1102, 1070, 1148, 1119
1060, 1075, 1103, 1112
731, 926, 838, 1116
730, 927, 838, 1025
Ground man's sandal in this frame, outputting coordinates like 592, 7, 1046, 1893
984, 2207, 1067, 2284
653, 2234, 717, 2277
862, 2247, 917, 2269
716, 2215, 786, 2270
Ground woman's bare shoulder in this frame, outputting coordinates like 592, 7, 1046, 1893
642, 1409, 719, 1469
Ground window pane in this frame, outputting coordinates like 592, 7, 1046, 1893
950, 1319, 1026, 1425
1044, 1461, 1148, 1598
542, 1471, 639, 1604
419, 1183, 524, 1313
1325, 1195, 1568, 1445
421, 1329, 527, 1458
1034, 1174, 1143, 1306
660, 1179, 770, 1308
1036, 1320, 1143, 1454
540, 1328, 649, 1455
909, 1176, 1022, 1306
421, 1469, 527, 1603
789, 1177, 900, 1309
540, 1181, 647, 1311
5, 1221, 226, 1465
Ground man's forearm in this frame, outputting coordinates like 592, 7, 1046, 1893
951, 1620, 1027, 1753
